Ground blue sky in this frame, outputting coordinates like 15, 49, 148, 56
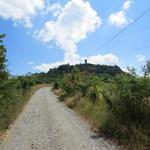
0, 0, 150, 75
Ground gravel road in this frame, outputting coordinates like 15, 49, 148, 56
0, 87, 118, 150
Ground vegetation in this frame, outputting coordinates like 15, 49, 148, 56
1, 33, 150, 149
0, 34, 40, 131
48, 63, 123, 76
53, 63, 150, 150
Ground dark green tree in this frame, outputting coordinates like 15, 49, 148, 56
0, 34, 7, 71
142, 60, 150, 77
0, 34, 8, 82
127, 67, 137, 76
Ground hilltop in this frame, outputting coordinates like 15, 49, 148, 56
47, 63, 124, 76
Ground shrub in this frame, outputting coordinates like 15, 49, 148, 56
102, 74, 150, 148
86, 76, 104, 103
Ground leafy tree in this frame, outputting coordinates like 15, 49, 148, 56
0, 34, 37, 130
53, 78, 63, 89
59, 67, 81, 96
142, 60, 150, 77
0, 34, 8, 81
127, 67, 137, 76
71, 66, 80, 81
86, 76, 104, 102
0, 34, 7, 71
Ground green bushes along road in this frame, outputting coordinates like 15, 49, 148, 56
53, 64, 150, 149
0, 34, 38, 131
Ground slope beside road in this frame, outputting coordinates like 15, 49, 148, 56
0, 87, 118, 150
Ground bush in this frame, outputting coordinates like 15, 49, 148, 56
0, 76, 36, 130
53, 78, 63, 89
102, 75, 150, 148
86, 76, 104, 103
52, 60, 150, 149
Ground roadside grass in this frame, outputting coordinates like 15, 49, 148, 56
53, 88, 150, 150
54, 89, 106, 130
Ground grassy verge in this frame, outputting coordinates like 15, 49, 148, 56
54, 89, 105, 131
52, 65, 150, 150
53, 87, 150, 150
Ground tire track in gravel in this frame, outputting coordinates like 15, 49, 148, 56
0, 87, 118, 150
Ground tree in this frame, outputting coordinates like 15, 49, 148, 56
127, 67, 137, 76
86, 76, 104, 102
0, 34, 8, 82
71, 66, 80, 81
0, 34, 7, 71
142, 60, 150, 77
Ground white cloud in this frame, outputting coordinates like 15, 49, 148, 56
0, 0, 45, 28
122, 0, 132, 10
45, 2, 63, 17
35, 0, 102, 67
33, 53, 119, 72
136, 54, 146, 62
27, 61, 35, 65
108, 0, 132, 28
34, 1, 120, 73
122, 67, 129, 73
33, 62, 63, 72
87, 54, 119, 65
108, 10, 128, 27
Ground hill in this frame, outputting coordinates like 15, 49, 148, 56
47, 63, 124, 76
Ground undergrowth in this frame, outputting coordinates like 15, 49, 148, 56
53, 65, 150, 150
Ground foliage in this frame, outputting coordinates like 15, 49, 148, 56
59, 67, 82, 96
53, 61, 150, 149
87, 76, 104, 102
127, 67, 137, 76
142, 60, 150, 77
53, 76, 64, 89
0, 34, 9, 82
0, 34, 38, 130
48, 63, 123, 76
102, 75, 150, 147
0, 34, 7, 71
1, 33, 150, 149
0, 75, 37, 130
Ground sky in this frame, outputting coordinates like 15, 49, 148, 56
0, 0, 150, 75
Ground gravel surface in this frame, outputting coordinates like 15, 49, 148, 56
0, 87, 118, 150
